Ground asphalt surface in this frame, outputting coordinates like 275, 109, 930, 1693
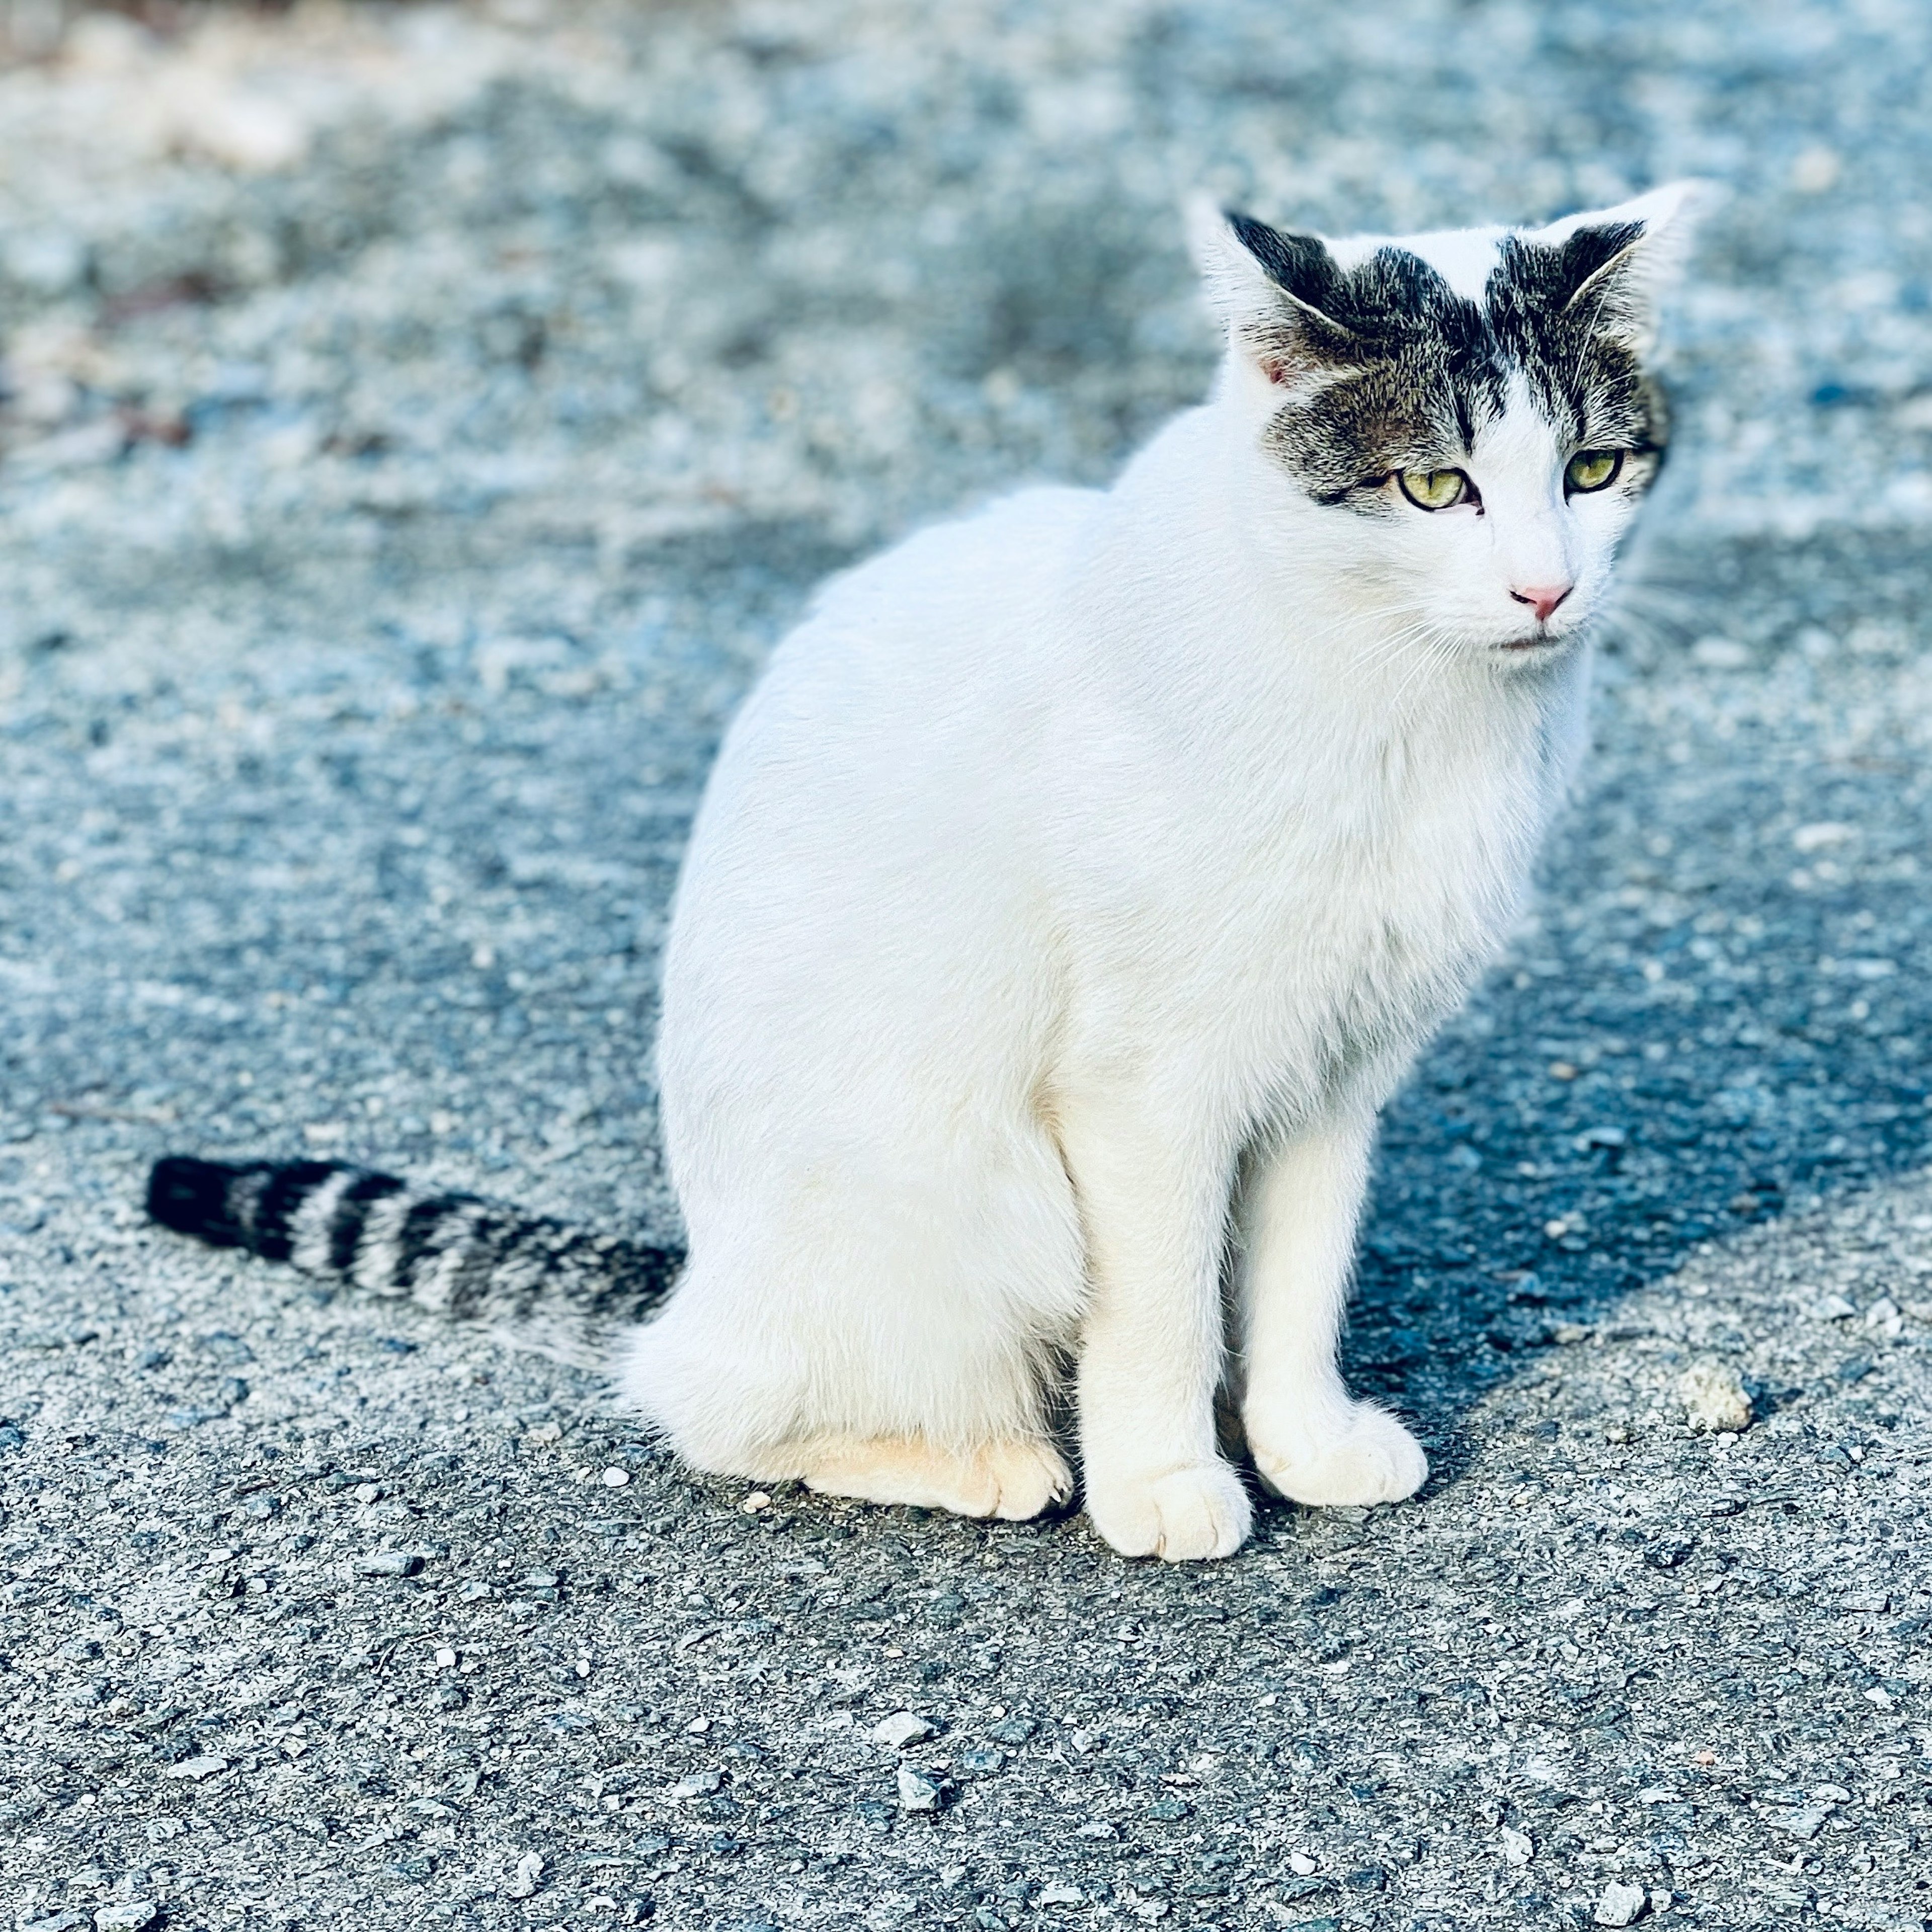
2, 4, 1931, 1930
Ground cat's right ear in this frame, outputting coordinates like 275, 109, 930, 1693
1186, 198, 1354, 387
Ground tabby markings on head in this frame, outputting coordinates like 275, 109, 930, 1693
1227, 211, 1668, 508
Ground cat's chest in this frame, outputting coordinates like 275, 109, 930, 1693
1152, 716, 1547, 1040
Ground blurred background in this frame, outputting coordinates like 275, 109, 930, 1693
0, 0, 1927, 578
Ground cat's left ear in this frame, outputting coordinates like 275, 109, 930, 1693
1527, 180, 1718, 357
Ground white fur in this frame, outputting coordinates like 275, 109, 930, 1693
615, 194, 1695, 1559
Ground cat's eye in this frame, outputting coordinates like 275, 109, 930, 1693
1565, 449, 1623, 494
1397, 467, 1472, 512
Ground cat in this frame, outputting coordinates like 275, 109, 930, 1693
150, 184, 1700, 1560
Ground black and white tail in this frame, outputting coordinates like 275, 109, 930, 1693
146, 1156, 684, 1344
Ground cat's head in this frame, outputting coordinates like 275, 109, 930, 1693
1191, 186, 1707, 664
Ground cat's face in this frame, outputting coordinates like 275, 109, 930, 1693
1193, 187, 1702, 664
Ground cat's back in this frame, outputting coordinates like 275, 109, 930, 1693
795, 481, 1100, 687
669, 485, 1102, 968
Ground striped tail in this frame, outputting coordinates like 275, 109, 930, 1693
145, 1155, 684, 1342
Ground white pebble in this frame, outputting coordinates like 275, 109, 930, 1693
601, 1467, 629, 1487
1678, 1360, 1752, 1433
95, 1904, 158, 1932
871, 1710, 935, 1748
1594, 1880, 1649, 1927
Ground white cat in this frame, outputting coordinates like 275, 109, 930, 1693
151, 186, 1699, 1560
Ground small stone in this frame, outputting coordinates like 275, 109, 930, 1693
1809, 1294, 1858, 1321
163, 1755, 229, 1780
505, 1851, 544, 1899
953, 1747, 1007, 1776
1076, 1820, 1118, 1839
685, 1716, 711, 1734
601, 1467, 630, 1487
356, 1550, 422, 1577
740, 1491, 771, 1512
871, 1710, 935, 1748
95, 1907, 158, 1932
1678, 1361, 1751, 1433
1035, 1883, 1083, 1906
1146, 1796, 1191, 1821
672, 1769, 723, 1798
434, 1647, 458, 1668
352, 1482, 383, 1503
1500, 1825, 1534, 1865
897, 1764, 943, 1811
1594, 1880, 1649, 1926
1287, 1852, 1318, 1876
983, 1716, 1036, 1744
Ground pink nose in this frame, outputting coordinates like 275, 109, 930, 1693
1510, 582, 1573, 624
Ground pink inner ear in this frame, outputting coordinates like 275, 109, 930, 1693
1259, 355, 1293, 386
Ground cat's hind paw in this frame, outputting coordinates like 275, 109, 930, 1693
1250, 1401, 1428, 1508
797, 1435, 1072, 1521
1084, 1461, 1252, 1561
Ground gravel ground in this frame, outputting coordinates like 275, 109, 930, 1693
4, 3, 1932, 1929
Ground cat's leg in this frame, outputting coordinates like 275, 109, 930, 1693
1061, 1104, 1252, 1562
1236, 1114, 1428, 1507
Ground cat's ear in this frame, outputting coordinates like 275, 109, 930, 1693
1528, 181, 1717, 357
1186, 197, 1358, 386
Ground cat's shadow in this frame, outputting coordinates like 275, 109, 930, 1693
1339, 784, 1929, 1480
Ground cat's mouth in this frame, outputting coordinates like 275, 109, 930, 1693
1497, 632, 1565, 653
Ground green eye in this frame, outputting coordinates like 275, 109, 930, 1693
1565, 449, 1623, 494
1397, 468, 1470, 511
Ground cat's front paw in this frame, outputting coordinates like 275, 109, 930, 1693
1249, 1401, 1428, 1508
1084, 1461, 1252, 1561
